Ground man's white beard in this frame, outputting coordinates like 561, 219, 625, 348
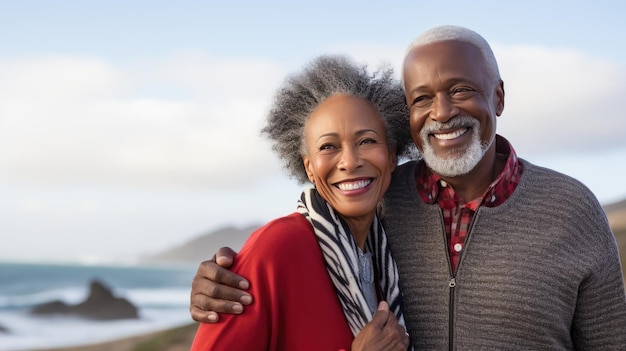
419, 116, 493, 177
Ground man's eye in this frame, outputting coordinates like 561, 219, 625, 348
412, 95, 429, 107
452, 87, 473, 94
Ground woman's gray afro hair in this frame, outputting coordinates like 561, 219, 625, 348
261, 54, 412, 184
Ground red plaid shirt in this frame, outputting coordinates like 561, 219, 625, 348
416, 135, 523, 273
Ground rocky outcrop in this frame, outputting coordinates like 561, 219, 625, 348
31, 279, 139, 320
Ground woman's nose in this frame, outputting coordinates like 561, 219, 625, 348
338, 147, 362, 171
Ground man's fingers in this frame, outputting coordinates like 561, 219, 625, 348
211, 263, 249, 290
196, 259, 249, 290
191, 290, 245, 312
190, 307, 219, 323
191, 278, 252, 307
215, 247, 237, 268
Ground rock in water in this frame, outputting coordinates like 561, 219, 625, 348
73, 280, 139, 319
31, 279, 139, 320
30, 300, 70, 314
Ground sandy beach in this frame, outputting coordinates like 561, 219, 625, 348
36, 323, 198, 351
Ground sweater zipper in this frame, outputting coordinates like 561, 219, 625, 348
446, 208, 477, 351
448, 277, 456, 351
448, 212, 477, 350
439, 210, 456, 351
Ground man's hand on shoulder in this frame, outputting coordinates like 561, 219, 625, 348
190, 247, 252, 323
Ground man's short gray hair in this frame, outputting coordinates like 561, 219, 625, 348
404, 25, 501, 82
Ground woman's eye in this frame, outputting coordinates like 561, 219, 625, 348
320, 144, 335, 150
360, 138, 377, 145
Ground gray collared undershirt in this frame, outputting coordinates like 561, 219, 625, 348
357, 248, 378, 315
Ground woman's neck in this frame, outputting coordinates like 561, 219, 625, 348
342, 213, 375, 250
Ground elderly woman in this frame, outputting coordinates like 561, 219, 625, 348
190, 55, 412, 351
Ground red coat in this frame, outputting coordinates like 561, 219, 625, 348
191, 212, 354, 351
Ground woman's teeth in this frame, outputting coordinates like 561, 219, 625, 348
336, 179, 372, 191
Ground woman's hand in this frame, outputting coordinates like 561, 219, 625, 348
351, 301, 410, 351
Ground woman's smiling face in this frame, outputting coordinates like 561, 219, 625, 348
302, 94, 396, 220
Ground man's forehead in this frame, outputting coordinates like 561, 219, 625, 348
407, 40, 479, 60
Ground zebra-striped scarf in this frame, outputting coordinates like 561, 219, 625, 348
296, 187, 407, 336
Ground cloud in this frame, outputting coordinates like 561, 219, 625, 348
494, 44, 626, 156
0, 53, 287, 190
0, 44, 624, 191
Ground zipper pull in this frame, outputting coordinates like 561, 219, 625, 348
449, 277, 456, 288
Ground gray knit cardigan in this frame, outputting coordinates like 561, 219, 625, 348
383, 159, 626, 350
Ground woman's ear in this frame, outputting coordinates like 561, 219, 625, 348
389, 148, 398, 172
303, 156, 315, 184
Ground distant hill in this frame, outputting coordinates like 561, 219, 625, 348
604, 198, 626, 230
603, 198, 626, 280
141, 224, 260, 265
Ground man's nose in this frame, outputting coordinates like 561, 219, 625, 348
430, 94, 458, 123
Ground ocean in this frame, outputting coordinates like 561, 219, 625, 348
0, 261, 198, 351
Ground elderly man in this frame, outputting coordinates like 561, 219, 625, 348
189, 26, 626, 349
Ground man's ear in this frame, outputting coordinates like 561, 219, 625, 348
495, 80, 505, 116
303, 156, 315, 184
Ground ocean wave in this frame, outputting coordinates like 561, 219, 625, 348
0, 262, 196, 350
0, 287, 86, 309
0, 307, 193, 350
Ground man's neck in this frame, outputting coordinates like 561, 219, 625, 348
437, 148, 503, 203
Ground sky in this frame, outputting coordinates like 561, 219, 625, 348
1, 0, 625, 263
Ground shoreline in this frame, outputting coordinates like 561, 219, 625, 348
33, 323, 198, 351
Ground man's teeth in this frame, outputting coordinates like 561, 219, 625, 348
433, 128, 467, 140
337, 179, 372, 191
